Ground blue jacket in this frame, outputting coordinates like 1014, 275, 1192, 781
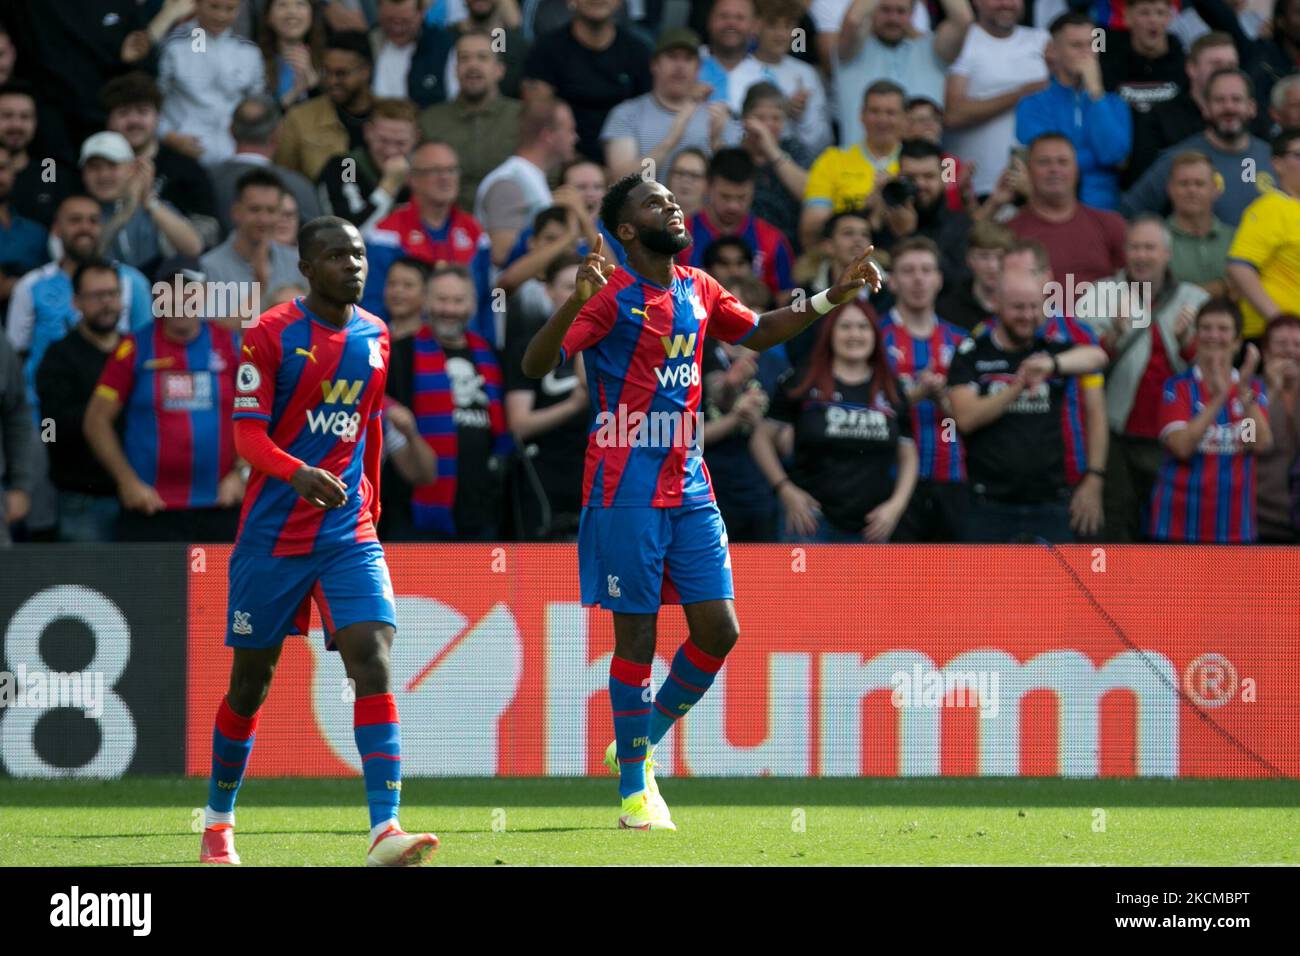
1016, 79, 1133, 212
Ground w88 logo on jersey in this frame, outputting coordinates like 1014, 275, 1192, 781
306, 408, 362, 440
654, 361, 701, 389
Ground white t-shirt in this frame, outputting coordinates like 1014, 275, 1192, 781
474, 155, 553, 231
943, 24, 1049, 196
373, 41, 416, 98
809, 0, 929, 34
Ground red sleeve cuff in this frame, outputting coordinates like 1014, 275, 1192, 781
234, 418, 304, 484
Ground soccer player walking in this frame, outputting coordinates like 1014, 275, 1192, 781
521, 175, 881, 830
200, 217, 439, 866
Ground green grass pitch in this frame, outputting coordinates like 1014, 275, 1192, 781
2, 777, 1298, 866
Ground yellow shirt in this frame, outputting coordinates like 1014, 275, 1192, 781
803, 143, 901, 213
1228, 188, 1300, 339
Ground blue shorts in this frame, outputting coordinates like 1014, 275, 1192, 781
578, 502, 734, 614
226, 541, 397, 650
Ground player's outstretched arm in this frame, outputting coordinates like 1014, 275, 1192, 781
521, 234, 615, 378
741, 246, 883, 353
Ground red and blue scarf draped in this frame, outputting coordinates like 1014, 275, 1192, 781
410, 327, 511, 534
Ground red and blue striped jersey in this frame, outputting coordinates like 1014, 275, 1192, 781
94, 321, 237, 509
1150, 367, 1268, 543
1042, 313, 1100, 486
558, 264, 760, 508
361, 202, 497, 344
686, 210, 794, 298
879, 310, 967, 482
232, 298, 390, 556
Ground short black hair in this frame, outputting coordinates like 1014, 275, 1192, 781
533, 205, 570, 235
708, 148, 755, 185
600, 173, 645, 235
1197, 296, 1243, 338
702, 236, 753, 269
388, 256, 431, 282
298, 216, 358, 261
325, 30, 374, 65
544, 252, 583, 285
823, 208, 871, 239
1272, 126, 1300, 157
72, 258, 119, 295
899, 138, 942, 163
0, 80, 36, 104
101, 72, 162, 113
235, 168, 286, 200
741, 81, 784, 116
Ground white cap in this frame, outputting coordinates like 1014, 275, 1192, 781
79, 131, 134, 166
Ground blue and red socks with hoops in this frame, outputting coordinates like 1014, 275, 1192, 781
205, 696, 259, 828
650, 638, 725, 746
610, 656, 652, 798
354, 692, 402, 839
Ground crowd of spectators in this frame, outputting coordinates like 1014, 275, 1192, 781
0, 0, 1298, 546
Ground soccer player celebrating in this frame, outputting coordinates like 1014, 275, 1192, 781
521, 175, 881, 830
200, 216, 439, 866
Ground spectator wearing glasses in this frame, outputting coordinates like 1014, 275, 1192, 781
275, 31, 376, 183
667, 147, 709, 220
35, 259, 127, 542
363, 140, 496, 344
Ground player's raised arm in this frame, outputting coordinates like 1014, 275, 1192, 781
741, 246, 884, 353
521, 234, 616, 378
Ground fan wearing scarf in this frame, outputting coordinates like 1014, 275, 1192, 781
411, 263, 513, 538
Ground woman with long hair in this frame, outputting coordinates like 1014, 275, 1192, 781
258, 0, 327, 109
750, 301, 919, 542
